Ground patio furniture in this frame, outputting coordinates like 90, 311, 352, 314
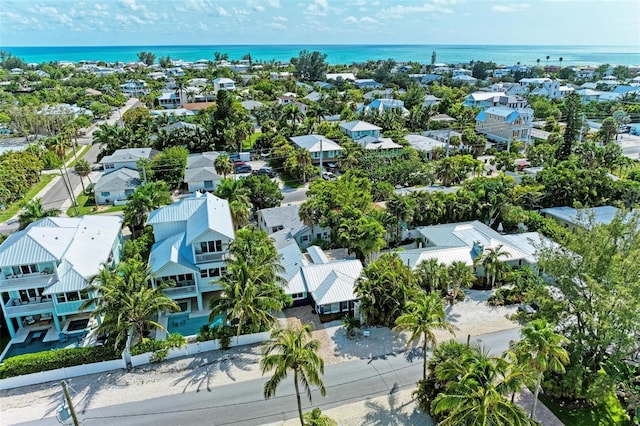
24, 316, 36, 325
363, 329, 370, 337
41, 313, 53, 321
59, 332, 68, 343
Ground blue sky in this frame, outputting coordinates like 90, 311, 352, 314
1, 0, 638, 46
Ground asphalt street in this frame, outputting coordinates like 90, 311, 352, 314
15, 328, 520, 426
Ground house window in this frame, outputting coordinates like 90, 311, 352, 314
161, 273, 194, 284
19, 264, 39, 275
104, 164, 114, 169
65, 292, 80, 302
200, 268, 222, 278
301, 235, 309, 242
200, 240, 223, 253
340, 301, 349, 312
56, 294, 66, 303
291, 292, 305, 299
101, 192, 110, 197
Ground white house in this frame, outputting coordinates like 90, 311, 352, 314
357, 99, 409, 116
94, 168, 141, 205
183, 152, 224, 192
99, 148, 157, 174
405, 134, 448, 160
147, 192, 235, 312
325, 72, 356, 81
290, 135, 343, 164
395, 221, 545, 276
119, 79, 148, 97
539, 205, 625, 232
355, 136, 402, 156
0, 216, 123, 340
256, 204, 330, 249
213, 77, 236, 91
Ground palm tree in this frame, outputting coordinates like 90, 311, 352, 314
261, 323, 326, 426
214, 154, 233, 178
447, 261, 475, 301
295, 148, 312, 183
413, 258, 448, 293
18, 198, 60, 230
208, 227, 289, 337
432, 346, 532, 425
83, 257, 180, 351
515, 319, 569, 421
545, 55, 550, 69
559, 57, 563, 68
394, 292, 456, 379
74, 159, 92, 193
474, 244, 510, 289
536, 58, 541, 68
215, 178, 251, 229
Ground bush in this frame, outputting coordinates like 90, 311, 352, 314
0, 346, 117, 379
131, 333, 187, 363
488, 287, 524, 306
197, 323, 235, 350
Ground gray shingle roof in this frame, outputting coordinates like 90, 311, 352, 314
94, 168, 140, 192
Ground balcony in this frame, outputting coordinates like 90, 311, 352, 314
195, 252, 228, 264
4, 298, 55, 317
162, 282, 197, 297
0, 273, 56, 291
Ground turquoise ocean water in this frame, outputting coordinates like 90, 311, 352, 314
3, 45, 639, 67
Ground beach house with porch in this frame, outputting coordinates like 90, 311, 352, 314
146, 191, 234, 313
0, 216, 123, 342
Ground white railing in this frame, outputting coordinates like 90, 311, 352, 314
162, 284, 196, 296
0, 274, 56, 291
195, 252, 228, 263
4, 300, 55, 317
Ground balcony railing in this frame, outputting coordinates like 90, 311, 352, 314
163, 284, 197, 296
0, 273, 56, 291
195, 252, 228, 264
4, 299, 55, 317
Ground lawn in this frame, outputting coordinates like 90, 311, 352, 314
66, 145, 91, 167
66, 193, 125, 217
540, 392, 630, 426
243, 132, 261, 150
0, 174, 56, 223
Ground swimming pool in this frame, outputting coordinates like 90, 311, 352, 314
67, 318, 90, 332
166, 313, 225, 337
1, 330, 82, 362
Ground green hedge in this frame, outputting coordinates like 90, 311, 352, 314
0, 346, 118, 379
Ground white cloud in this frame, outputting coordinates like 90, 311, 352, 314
274, 15, 288, 21
343, 16, 358, 23
198, 22, 209, 31
378, 3, 453, 19
306, 0, 330, 16
267, 0, 281, 7
270, 22, 286, 30
247, 1, 265, 12
218, 7, 230, 16
361, 16, 377, 23
343, 15, 378, 24
120, 0, 144, 11
493, 3, 530, 12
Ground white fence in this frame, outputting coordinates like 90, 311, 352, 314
0, 359, 124, 390
131, 332, 270, 367
0, 331, 271, 390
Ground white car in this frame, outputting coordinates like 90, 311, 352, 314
322, 172, 336, 181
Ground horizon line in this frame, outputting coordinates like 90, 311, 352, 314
5, 43, 639, 48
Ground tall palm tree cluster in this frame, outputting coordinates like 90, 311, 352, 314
83, 256, 180, 351
209, 227, 291, 338
416, 319, 569, 425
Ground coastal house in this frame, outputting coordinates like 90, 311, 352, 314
0, 216, 124, 341
357, 99, 409, 116
394, 221, 545, 278
270, 230, 309, 305
99, 148, 157, 174
256, 204, 330, 249
119, 79, 148, 97
290, 135, 343, 164
354, 79, 383, 89
147, 192, 235, 312
94, 168, 140, 205
463, 91, 507, 108
355, 136, 402, 156
452, 75, 478, 85
157, 91, 182, 109
213, 77, 235, 91
539, 205, 626, 232
339, 120, 381, 140
325, 72, 356, 81
183, 151, 224, 192
475, 106, 532, 147
405, 134, 448, 160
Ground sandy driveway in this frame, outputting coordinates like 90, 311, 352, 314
1, 290, 520, 425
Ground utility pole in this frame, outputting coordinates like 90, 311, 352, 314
319, 137, 323, 178
445, 128, 451, 157
578, 113, 586, 144
61, 380, 80, 426
60, 165, 79, 216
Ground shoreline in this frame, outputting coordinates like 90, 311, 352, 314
4, 44, 639, 67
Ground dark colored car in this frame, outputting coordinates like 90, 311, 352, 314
235, 164, 252, 173
253, 166, 276, 177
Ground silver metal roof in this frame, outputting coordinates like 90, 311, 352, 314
94, 167, 140, 192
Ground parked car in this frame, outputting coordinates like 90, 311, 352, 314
322, 172, 336, 181
253, 166, 276, 177
235, 163, 252, 173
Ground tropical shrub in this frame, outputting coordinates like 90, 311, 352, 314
130, 333, 186, 362
0, 346, 117, 379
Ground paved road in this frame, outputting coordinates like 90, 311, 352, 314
15, 328, 520, 426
